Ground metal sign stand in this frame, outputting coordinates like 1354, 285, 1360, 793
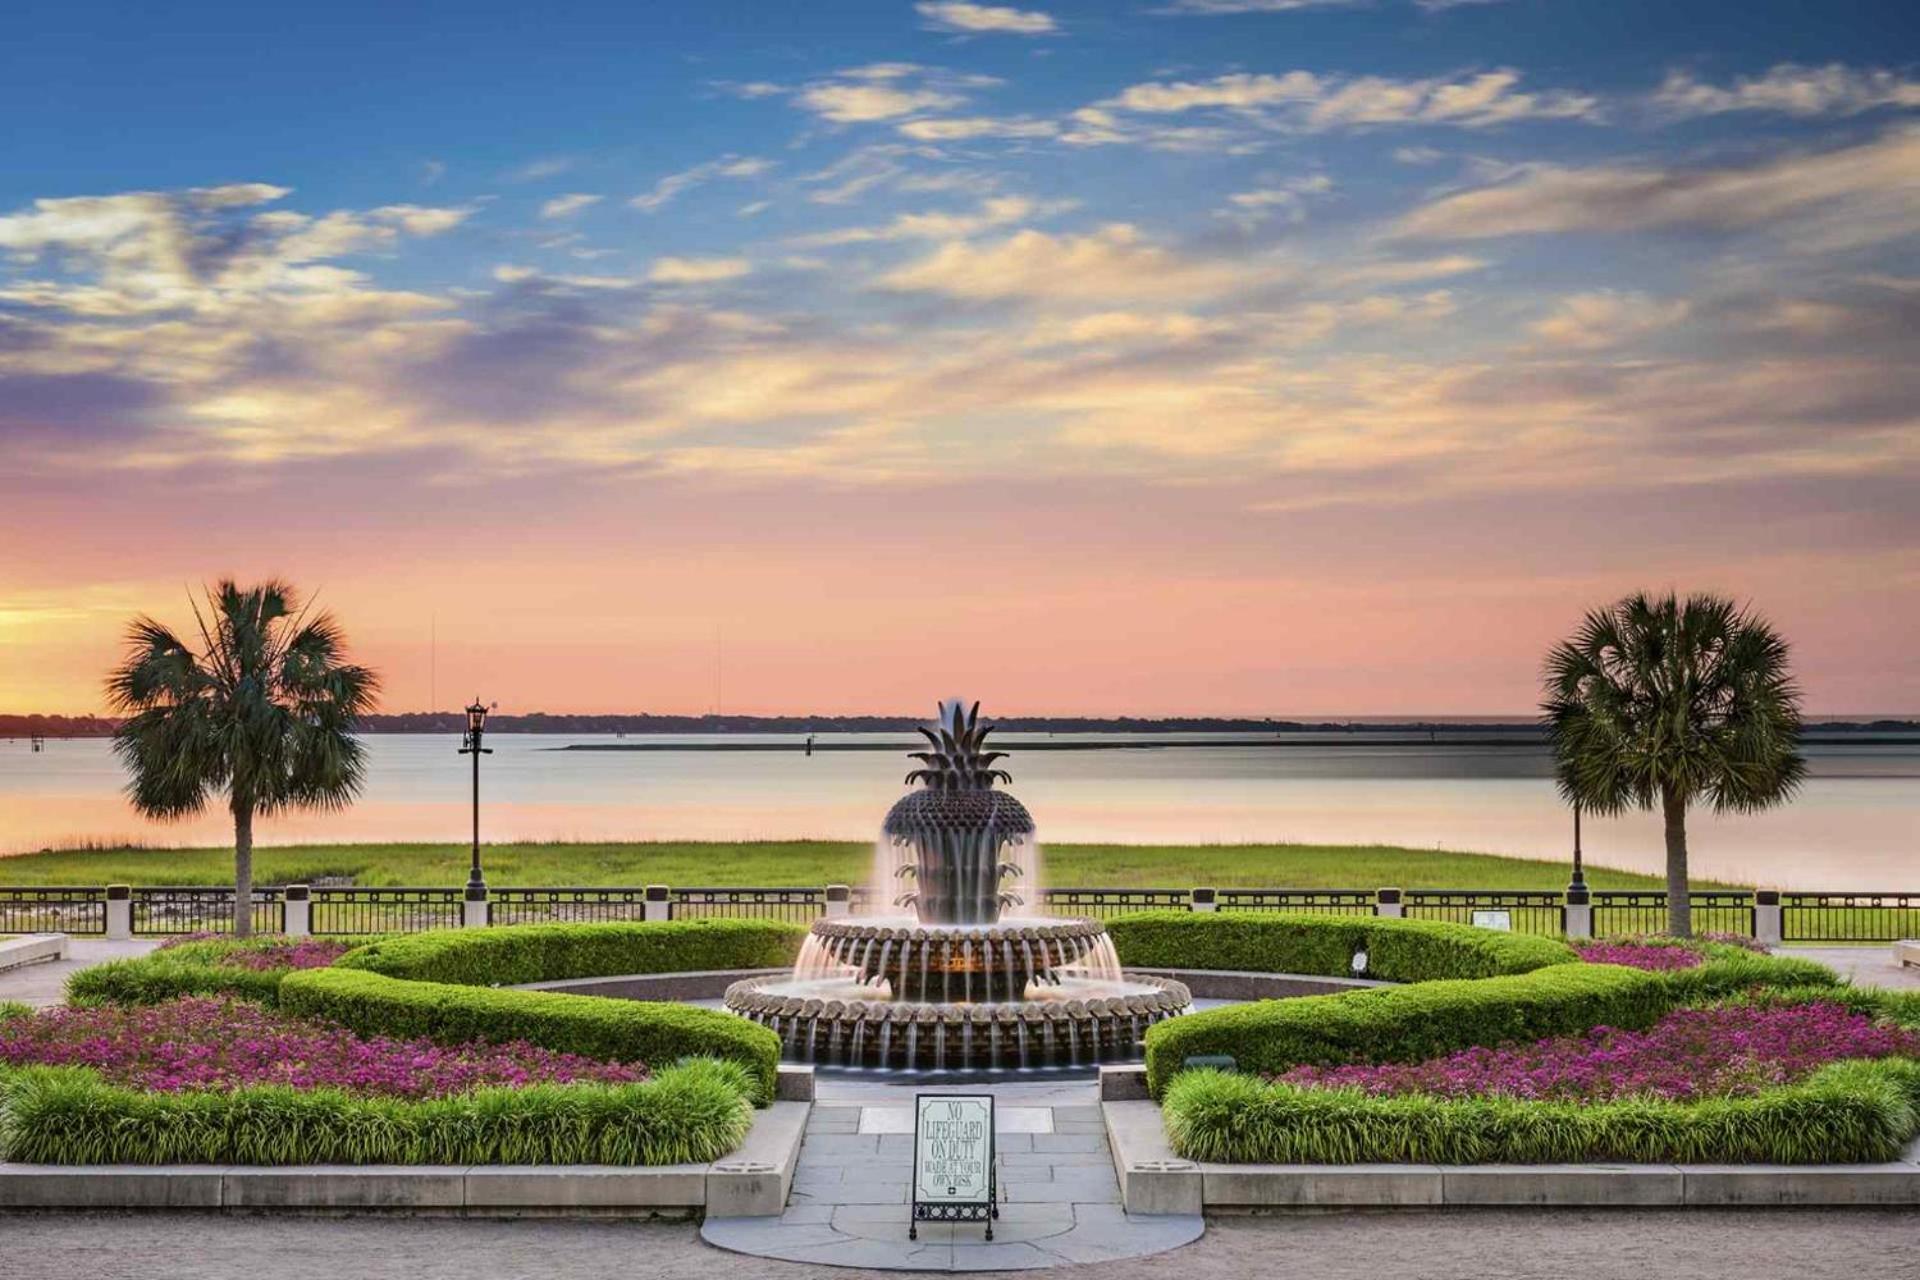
908, 1093, 998, 1242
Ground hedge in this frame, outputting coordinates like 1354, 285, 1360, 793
333, 919, 808, 986
279, 967, 783, 1104
0, 1058, 754, 1166
1162, 1058, 1920, 1165
65, 935, 390, 1010
1108, 911, 1577, 982
1142, 945, 1840, 1096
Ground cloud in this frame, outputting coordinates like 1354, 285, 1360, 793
1395, 127, 1920, 246
1218, 175, 1333, 228
792, 64, 995, 124
897, 116, 1060, 140
539, 193, 603, 220
1529, 291, 1689, 350
631, 156, 771, 213
1654, 63, 1920, 119
646, 256, 752, 284
876, 223, 1249, 302
792, 195, 1063, 247
916, 3, 1057, 35
369, 205, 470, 235
505, 156, 577, 182
1102, 69, 1600, 131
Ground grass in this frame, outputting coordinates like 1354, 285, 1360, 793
0, 839, 1708, 891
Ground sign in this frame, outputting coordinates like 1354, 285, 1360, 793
1471, 909, 1513, 932
909, 1094, 997, 1240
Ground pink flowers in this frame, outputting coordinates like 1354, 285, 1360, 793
0, 998, 647, 1098
1573, 941, 1704, 970
1278, 1003, 1920, 1103
155, 935, 353, 970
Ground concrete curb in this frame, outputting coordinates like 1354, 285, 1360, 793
0, 933, 68, 975
0, 1100, 811, 1216
1103, 1100, 1920, 1211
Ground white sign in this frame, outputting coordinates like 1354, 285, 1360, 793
1471, 910, 1513, 932
914, 1095, 993, 1204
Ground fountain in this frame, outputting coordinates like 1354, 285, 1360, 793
725, 701, 1191, 1070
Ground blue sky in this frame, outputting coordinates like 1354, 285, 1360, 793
2, 1, 1918, 714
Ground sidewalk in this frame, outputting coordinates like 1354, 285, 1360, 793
0, 937, 159, 1007
1782, 946, 1920, 991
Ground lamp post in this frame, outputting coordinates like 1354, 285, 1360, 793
459, 699, 494, 899
1569, 801, 1587, 894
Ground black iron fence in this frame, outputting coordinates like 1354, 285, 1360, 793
6, 882, 1915, 943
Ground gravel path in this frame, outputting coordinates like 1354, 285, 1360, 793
3, 1209, 1917, 1280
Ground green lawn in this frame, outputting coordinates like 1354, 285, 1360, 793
0, 839, 1709, 891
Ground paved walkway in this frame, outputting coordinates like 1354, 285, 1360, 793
1783, 946, 1920, 990
0, 937, 157, 1006
703, 1078, 1201, 1271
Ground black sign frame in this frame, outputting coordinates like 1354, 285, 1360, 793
908, 1092, 998, 1241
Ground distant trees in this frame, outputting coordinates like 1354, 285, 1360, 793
1541, 592, 1804, 937
105, 581, 378, 935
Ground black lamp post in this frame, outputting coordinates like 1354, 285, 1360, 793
459, 699, 494, 898
1568, 801, 1588, 895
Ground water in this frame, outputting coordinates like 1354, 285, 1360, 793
0, 733, 1915, 889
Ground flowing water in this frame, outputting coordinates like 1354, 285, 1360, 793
1, 732, 1916, 889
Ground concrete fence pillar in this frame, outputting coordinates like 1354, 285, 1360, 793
644, 884, 672, 923
1190, 887, 1218, 914
824, 884, 852, 919
104, 884, 132, 940
1564, 887, 1592, 940
1375, 887, 1404, 919
463, 887, 489, 928
283, 884, 311, 937
1754, 889, 1783, 946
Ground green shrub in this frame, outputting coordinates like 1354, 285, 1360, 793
334, 918, 807, 986
1144, 962, 1665, 1095
1107, 911, 1577, 982
1162, 1059, 1920, 1165
280, 967, 782, 1104
65, 936, 388, 1009
0, 1002, 31, 1023
0, 1059, 753, 1166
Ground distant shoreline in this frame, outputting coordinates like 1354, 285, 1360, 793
551, 731, 1920, 752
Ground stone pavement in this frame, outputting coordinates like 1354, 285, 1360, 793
0, 937, 157, 1006
702, 1078, 1201, 1271
1784, 946, 1920, 990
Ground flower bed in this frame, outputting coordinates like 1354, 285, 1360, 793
156, 933, 354, 970
1277, 1002, 1920, 1103
0, 997, 646, 1098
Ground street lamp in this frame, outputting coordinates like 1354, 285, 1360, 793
1568, 801, 1588, 894
459, 699, 495, 898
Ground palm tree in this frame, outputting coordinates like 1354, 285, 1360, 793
106, 581, 379, 936
1541, 592, 1804, 937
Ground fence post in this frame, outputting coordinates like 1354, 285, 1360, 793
463, 885, 489, 928
283, 884, 311, 937
825, 884, 852, 919
1190, 887, 1217, 914
1375, 887, 1403, 919
105, 884, 132, 940
644, 884, 672, 923
1754, 889, 1782, 947
1563, 886, 1592, 940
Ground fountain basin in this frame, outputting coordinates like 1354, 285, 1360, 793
802, 915, 1109, 1003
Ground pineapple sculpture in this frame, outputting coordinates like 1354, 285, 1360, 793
883, 700, 1035, 925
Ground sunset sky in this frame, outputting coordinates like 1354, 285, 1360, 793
3, 0, 1917, 717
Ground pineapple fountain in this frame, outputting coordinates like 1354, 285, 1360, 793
724, 702, 1191, 1070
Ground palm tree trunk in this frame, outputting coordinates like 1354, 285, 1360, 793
233, 798, 254, 938
1661, 785, 1690, 938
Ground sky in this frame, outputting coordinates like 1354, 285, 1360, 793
1, 0, 1917, 718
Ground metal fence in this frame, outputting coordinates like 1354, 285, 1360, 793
1591, 890, 1754, 938
1215, 888, 1376, 917
490, 887, 652, 927
1404, 889, 1566, 936
312, 887, 463, 935
0, 886, 105, 935
669, 886, 828, 923
1038, 887, 1189, 920
1781, 892, 1920, 944
131, 886, 284, 936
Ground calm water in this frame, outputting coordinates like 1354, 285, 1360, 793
0, 733, 1915, 890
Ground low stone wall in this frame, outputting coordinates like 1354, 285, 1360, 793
1122, 967, 1387, 1001
513, 967, 790, 1001
0, 933, 67, 974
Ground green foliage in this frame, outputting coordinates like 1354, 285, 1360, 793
279, 967, 782, 1104
1162, 1059, 1920, 1165
0, 1002, 31, 1022
0, 1059, 753, 1166
65, 936, 388, 1009
1141, 943, 1839, 1096
334, 919, 806, 986
1108, 911, 1577, 981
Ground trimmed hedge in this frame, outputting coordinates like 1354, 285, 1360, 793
66, 936, 388, 1009
280, 967, 783, 1104
1142, 942, 1841, 1096
0, 1058, 754, 1166
334, 918, 807, 986
1163, 1058, 1920, 1165
1108, 911, 1577, 982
